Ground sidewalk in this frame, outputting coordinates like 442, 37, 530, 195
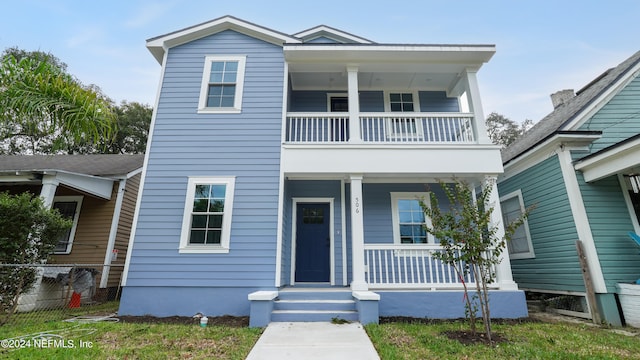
245, 322, 380, 360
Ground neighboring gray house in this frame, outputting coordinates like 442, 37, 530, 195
498, 50, 640, 326
119, 15, 528, 326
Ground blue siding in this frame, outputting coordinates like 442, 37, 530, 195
418, 91, 460, 112
306, 36, 341, 44
362, 183, 449, 244
288, 91, 383, 112
289, 91, 460, 113
125, 30, 284, 291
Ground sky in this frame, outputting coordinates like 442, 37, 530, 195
1, 0, 638, 124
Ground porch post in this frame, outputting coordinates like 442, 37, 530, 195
40, 174, 59, 209
347, 65, 362, 143
464, 69, 491, 145
486, 176, 518, 290
350, 174, 368, 291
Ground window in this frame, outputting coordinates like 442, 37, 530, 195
500, 190, 534, 259
52, 196, 83, 254
179, 177, 236, 253
327, 93, 348, 112
391, 192, 432, 244
389, 93, 414, 112
386, 92, 422, 140
198, 55, 246, 113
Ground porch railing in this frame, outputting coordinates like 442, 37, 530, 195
364, 244, 497, 289
285, 112, 475, 144
360, 113, 475, 143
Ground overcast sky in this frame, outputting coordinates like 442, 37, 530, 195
1, 0, 638, 124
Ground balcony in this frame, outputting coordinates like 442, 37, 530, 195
285, 112, 475, 144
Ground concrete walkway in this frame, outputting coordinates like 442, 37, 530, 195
245, 322, 380, 360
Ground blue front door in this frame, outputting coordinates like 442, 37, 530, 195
295, 203, 331, 282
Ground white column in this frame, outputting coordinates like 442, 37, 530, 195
486, 176, 518, 290
464, 69, 491, 144
39, 174, 59, 209
347, 65, 362, 143
350, 174, 367, 291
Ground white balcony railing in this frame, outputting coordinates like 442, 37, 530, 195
285, 112, 475, 144
364, 244, 497, 289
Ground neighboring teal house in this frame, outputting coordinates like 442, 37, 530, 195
498, 50, 640, 326
119, 15, 529, 327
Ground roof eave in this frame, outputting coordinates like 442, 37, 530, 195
146, 15, 301, 64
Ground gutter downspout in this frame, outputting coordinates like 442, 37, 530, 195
100, 179, 127, 288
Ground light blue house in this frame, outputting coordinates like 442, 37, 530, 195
498, 50, 640, 326
119, 15, 527, 326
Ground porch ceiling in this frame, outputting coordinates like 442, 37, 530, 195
285, 45, 495, 92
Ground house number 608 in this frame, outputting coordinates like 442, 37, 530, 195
355, 197, 360, 214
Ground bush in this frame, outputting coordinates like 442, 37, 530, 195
0, 191, 71, 325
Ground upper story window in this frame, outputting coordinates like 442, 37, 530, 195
52, 196, 83, 254
500, 190, 534, 259
390, 192, 432, 244
198, 55, 246, 114
179, 176, 236, 253
386, 92, 422, 140
389, 93, 415, 112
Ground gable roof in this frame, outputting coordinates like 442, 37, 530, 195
146, 15, 301, 63
502, 50, 640, 164
293, 25, 374, 44
0, 154, 144, 178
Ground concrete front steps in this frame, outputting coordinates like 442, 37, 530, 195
271, 289, 358, 322
248, 288, 380, 327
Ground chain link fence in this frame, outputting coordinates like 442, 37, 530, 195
1, 264, 121, 326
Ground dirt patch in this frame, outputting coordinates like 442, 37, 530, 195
443, 330, 508, 346
116, 315, 249, 327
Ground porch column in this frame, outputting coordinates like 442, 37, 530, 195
350, 174, 368, 291
40, 174, 59, 209
347, 65, 362, 143
486, 176, 518, 290
464, 69, 491, 145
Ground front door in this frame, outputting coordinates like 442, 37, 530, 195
295, 203, 331, 282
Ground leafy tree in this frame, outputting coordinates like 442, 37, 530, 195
485, 112, 533, 148
104, 101, 152, 154
0, 48, 115, 154
420, 179, 529, 342
0, 192, 71, 325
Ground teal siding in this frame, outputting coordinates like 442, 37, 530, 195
499, 156, 586, 292
577, 174, 640, 291
577, 75, 640, 152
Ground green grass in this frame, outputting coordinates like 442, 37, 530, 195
1, 318, 262, 359
366, 320, 640, 359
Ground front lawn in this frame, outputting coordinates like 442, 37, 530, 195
366, 319, 640, 359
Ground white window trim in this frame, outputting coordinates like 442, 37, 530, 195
390, 192, 433, 244
197, 55, 247, 114
179, 176, 236, 253
500, 189, 535, 259
383, 90, 421, 112
52, 196, 83, 254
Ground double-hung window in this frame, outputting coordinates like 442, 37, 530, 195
500, 190, 534, 259
387, 92, 422, 140
198, 55, 246, 113
179, 177, 236, 253
391, 192, 432, 244
52, 196, 83, 254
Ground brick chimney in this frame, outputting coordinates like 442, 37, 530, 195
550, 89, 575, 109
